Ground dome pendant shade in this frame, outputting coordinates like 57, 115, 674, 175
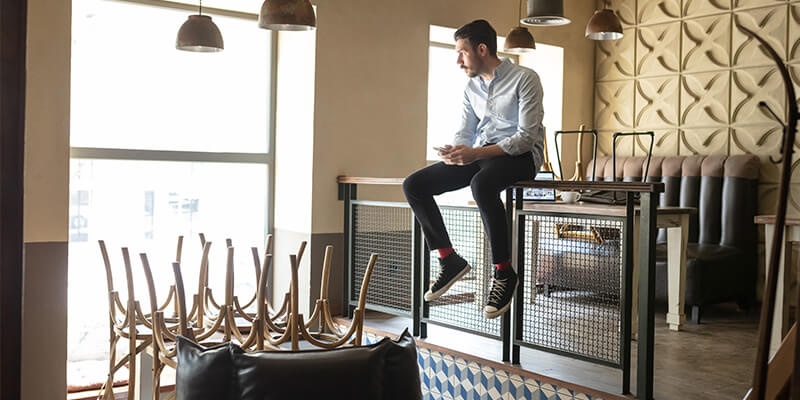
176, 15, 224, 52
259, 0, 316, 31
521, 0, 571, 26
504, 27, 536, 53
586, 8, 623, 40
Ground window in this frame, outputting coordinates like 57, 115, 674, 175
68, 0, 273, 389
425, 25, 564, 205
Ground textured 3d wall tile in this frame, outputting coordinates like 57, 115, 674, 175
638, 0, 681, 25
731, 66, 786, 125
637, 22, 681, 76
636, 76, 680, 128
682, 15, 731, 72
596, 28, 636, 81
684, 0, 731, 19
732, 5, 787, 68
681, 72, 730, 126
680, 127, 730, 155
595, 81, 635, 130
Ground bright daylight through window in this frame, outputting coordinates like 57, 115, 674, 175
68, 0, 272, 389
426, 25, 563, 205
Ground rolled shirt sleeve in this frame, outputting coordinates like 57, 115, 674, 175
496, 72, 544, 156
453, 89, 479, 147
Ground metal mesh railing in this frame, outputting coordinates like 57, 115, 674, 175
426, 206, 501, 338
351, 202, 414, 315
520, 212, 625, 365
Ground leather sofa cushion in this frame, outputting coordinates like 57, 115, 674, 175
176, 338, 236, 400
177, 329, 421, 400
233, 329, 421, 400
655, 243, 740, 263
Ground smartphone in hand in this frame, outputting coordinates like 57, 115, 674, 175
432, 146, 451, 154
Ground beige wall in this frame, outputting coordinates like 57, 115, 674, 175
308, 0, 598, 234
23, 0, 71, 397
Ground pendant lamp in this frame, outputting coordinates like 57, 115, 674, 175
521, 0, 571, 26
176, 0, 224, 52
504, 0, 536, 53
585, 1, 623, 40
259, 0, 316, 31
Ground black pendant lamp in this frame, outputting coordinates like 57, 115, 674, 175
521, 0, 570, 26
586, 1, 623, 40
259, 0, 316, 31
504, 0, 536, 53
176, 0, 224, 52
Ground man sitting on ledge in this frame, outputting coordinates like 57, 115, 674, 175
403, 19, 545, 319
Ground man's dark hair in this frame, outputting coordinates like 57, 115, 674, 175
454, 19, 497, 56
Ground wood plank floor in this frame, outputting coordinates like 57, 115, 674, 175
361, 302, 758, 400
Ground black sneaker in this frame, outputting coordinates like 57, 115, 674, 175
483, 268, 518, 319
424, 253, 471, 301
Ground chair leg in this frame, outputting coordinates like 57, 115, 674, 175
691, 305, 702, 324
152, 350, 161, 400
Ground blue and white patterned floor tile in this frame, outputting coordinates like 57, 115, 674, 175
343, 325, 607, 400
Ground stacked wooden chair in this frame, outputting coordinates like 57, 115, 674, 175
97, 237, 184, 400
99, 233, 379, 399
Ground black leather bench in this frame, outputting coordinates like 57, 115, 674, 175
591, 154, 760, 322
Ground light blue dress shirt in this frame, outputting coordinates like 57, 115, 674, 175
453, 58, 545, 169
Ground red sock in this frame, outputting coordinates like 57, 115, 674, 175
437, 247, 454, 259
496, 260, 512, 271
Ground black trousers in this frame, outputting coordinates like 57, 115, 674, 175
402, 151, 536, 264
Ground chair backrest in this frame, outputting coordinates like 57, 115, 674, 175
589, 154, 760, 248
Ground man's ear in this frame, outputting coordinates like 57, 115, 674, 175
477, 43, 488, 56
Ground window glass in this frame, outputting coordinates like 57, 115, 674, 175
70, 0, 270, 152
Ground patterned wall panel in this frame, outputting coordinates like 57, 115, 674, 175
634, 129, 679, 156
681, 72, 730, 126
595, 80, 635, 130
637, 22, 681, 76
593, 0, 800, 221
636, 76, 680, 128
638, 0, 681, 25
790, 5, 800, 61
596, 28, 636, 81
597, 130, 635, 157
731, 66, 787, 126
684, 0, 732, 19
680, 127, 730, 155
682, 15, 731, 72
735, 0, 787, 11
731, 124, 786, 163
732, 5, 788, 68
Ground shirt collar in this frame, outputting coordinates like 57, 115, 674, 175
476, 57, 512, 85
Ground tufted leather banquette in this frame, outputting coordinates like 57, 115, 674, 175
587, 154, 761, 320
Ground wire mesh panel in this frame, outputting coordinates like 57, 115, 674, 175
426, 206, 501, 338
351, 202, 414, 315
520, 212, 625, 365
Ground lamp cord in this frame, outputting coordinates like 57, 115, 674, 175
199, 0, 202, 15
518, 0, 523, 27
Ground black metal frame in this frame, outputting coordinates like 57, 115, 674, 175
509, 187, 658, 399
419, 203, 503, 345
554, 129, 598, 181
338, 180, 661, 400
511, 204, 632, 389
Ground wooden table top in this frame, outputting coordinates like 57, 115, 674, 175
754, 215, 800, 226
521, 202, 695, 217
337, 176, 665, 193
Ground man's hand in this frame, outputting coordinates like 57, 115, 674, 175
441, 144, 506, 165
442, 145, 478, 165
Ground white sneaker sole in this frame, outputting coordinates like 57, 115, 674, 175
483, 280, 518, 319
424, 264, 471, 302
